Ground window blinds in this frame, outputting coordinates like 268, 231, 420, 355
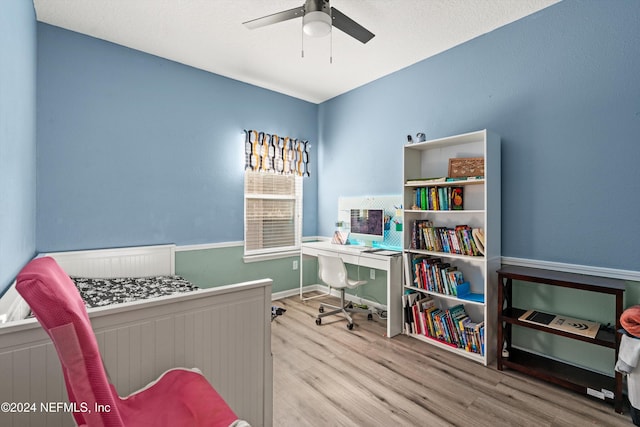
244, 170, 302, 256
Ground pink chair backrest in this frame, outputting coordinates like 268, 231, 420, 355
17, 257, 124, 426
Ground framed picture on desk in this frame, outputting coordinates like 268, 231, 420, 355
331, 231, 349, 245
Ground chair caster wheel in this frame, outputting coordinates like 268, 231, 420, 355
318, 306, 324, 313
315, 318, 321, 326
368, 314, 373, 321
347, 323, 354, 330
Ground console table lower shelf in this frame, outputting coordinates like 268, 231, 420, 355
496, 265, 625, 414
501, 348, 618, 402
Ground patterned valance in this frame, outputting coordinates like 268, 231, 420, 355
244, 129, 310, 177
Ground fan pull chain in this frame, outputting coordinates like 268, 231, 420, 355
330, 28, 333, 64
301, 21, 305, 58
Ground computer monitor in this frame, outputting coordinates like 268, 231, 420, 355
349, 208, 384, 246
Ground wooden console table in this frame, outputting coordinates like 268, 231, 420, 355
496, 265, 626, 413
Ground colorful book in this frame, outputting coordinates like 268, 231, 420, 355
451, 187, 463, 210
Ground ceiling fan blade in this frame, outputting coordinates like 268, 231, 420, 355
243, 6, 306, 30
330, 7, 375, 44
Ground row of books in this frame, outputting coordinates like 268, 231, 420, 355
411, 186, 463, 211
410, 254, 464, 296
404, 253, 485, 302
410, 220, 482, 256
403, 292, 485, 355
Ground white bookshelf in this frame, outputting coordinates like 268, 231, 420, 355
402, 129, 500, 365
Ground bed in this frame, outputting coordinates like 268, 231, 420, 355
0, 245, 273, 427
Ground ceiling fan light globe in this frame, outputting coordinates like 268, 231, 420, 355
303, 11, 331, 37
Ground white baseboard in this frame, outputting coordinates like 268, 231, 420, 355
273, 284, 387, 312
271, 288, 301, 301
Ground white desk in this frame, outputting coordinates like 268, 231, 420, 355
300, 241, 403, 338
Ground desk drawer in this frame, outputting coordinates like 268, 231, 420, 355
302, 248, 389, 270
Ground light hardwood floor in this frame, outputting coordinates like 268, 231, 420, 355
272, 293, 632, 427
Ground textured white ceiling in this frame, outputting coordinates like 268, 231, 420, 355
33, 0, 560, 104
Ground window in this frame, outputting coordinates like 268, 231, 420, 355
244, 170, 302, 259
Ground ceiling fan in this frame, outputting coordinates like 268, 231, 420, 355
242, 0, 375, 44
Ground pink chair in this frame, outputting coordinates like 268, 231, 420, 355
17, 256, 242, 427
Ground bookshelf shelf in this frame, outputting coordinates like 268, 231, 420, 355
404, 179, 485, 188
403, 209, 485, 214
405, 285, 485, 306
402, 129, 500, 366
408, 332, 486, 364
405, 248, 485, 262
497, 265, 626, 413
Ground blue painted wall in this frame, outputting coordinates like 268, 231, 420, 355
0, 0, 37, 295
318, 0, 640, 271
33, 1, 640, 273
36, 24, 318, 252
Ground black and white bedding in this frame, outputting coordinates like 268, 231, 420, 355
71, 276, 199, 308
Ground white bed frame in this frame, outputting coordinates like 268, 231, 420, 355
0, 245, 273, 427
